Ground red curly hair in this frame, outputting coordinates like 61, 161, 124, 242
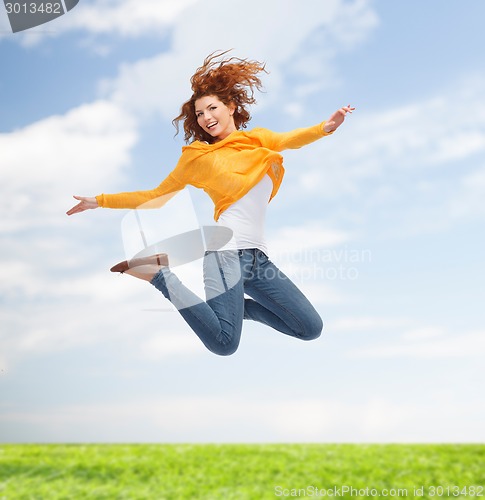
173, 50, 267, 144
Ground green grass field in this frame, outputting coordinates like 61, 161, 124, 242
0, 444, 484, 499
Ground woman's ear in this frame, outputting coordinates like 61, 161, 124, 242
229, 101, 236, 115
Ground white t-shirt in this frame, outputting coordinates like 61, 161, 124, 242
213, 174, 273, 254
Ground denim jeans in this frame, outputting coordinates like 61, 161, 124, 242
150, 248, 323, 356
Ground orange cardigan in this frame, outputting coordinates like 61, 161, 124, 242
96, 122, 333, 221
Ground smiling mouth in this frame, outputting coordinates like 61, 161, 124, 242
207, 122, 218, 130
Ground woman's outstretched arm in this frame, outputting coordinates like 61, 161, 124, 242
66, 195, 99, 216
260, 104, 356, 152
67, 165, 187, 216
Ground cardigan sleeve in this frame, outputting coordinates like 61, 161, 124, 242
95, 172, 186, 209
259, 121, 334, 152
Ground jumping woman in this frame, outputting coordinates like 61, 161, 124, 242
67, 51, 354, 356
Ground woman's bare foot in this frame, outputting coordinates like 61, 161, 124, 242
123, 264, 163, 282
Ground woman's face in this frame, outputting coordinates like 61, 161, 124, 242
195, 95, 236, 142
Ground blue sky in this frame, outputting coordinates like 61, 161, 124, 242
1, 0, 484, 443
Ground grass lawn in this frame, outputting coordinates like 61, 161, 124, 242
0, 444, 484, 499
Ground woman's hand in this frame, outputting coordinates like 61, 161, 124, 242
324, 105, 355, 133
66, 195, 99, 216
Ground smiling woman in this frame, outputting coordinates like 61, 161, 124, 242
66, 50, 354, 356
173, 51, 266, 143
194, 96, 237, 142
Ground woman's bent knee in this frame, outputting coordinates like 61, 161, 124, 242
205, 334, 240, 356
210, 342, 239, 356
300, 314, 324, 341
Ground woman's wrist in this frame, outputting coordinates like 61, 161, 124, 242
322, 121, 335, 134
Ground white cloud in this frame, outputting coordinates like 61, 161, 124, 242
349, 329, 485, 359
2, 394, 484, 442
269, 223, 352, 255
295, 81, 485, 200
99, 50, 197, 119
138, 331, 201, 359
263, 224, 355, 305
401, 326, 445, 341
4, 0, 379, 77
99, 0, 378, 119
64, 0, 199, 36
449, 164, 485, 219
332, 316, 412, 332
3, 0, 199, 46
0, 214, 210, 367
0, 275, 201, 368
281, 0, 379, 97
294, 281, 345, 306
277, 74, 485, 238
0, 100, 137, 232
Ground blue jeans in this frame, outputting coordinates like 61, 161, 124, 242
150, 248, 323, 356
